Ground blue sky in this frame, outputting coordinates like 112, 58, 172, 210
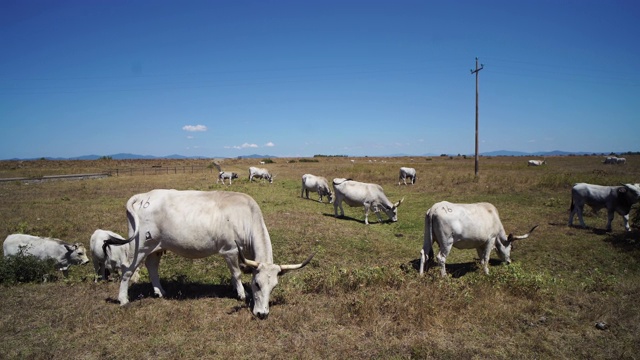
1, 0, 638, 159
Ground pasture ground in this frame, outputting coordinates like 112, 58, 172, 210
0, 155, 639, 359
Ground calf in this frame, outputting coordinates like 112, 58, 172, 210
568, 183, 640, 231
332, 178, 403, 224
301, 174, 333, 203
90, 229, 139, 283
217, 171, 238, 185
420, 201, 537, 276
3, 234, 89, 277
398, 167, 417, 185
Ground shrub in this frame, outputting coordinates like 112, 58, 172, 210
0, 246, 59, 284
262, 158, 275, 164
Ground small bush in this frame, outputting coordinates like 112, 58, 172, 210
298, 158, 319, 163
262, 158, 275, 164
0, 247, 59, 284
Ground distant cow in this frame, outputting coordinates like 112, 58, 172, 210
603, 156, 626, 165
249, 167, 273, 183
217, 171, 238, 185
102, 189, 313, 319
568, 183, 640, 231
301, 174, 333, 203
528, 160, 546, 166
332, 178, 403, 224
90, 229, 139, 283
419, 201, 537, 276
398, 167, 417, 185
3, 234, 89, 277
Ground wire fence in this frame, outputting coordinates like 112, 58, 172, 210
109, 166, 215, 176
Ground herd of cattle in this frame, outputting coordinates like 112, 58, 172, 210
3, 161, 639, 319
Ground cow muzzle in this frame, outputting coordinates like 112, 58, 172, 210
255, 311, 269, 320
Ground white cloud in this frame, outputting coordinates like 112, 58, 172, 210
225, 143, 259, 150
182, 125, 207, 132
186, 135, 194, 139
265, 142, 275, 147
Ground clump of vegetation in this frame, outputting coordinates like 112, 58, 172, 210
0, 247, 59, 284
261, 158, 275, 164
298, 158, 319, 163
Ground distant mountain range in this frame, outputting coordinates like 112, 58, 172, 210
4, 150, 617, 161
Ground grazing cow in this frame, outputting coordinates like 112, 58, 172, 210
603, 156, 626, 165
419, 201, 537, 276
102, 189, 313, 319
217, 171, 238, 185
90, 229, 140, 283
332, 178, 403, 224
568, 183, 640, 231
3, 234, 89, 277
398, 167, 417, 185
249, 167, 273, 183
301, 174, 333, 203
528, 160, 546, 166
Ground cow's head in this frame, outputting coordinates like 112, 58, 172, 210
236, 242, 314, 319
382, 197, 404, 222
496, 225, 538, 264
231, 172, 238, 179
64, 243, 90, 265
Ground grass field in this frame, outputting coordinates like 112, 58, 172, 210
1, 155, 639, 359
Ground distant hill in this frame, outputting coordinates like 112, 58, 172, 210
3, 150, 622, 161
479, 150, 599, 157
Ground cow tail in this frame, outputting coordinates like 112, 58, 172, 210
102, 196, 140, 255
419, 210, 434, 275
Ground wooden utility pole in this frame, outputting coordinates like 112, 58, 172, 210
470, 57, 484, 176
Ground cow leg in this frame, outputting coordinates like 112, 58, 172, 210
436, 246, 450, 277
145, 252, 166, 298
622, 213, 631, 231
117, 248, 149, 305
604, 211, 615, 232
477, 244, 492, 275
363, 204, 371, 225
373, 206, 384, 223
334, 200, 344, 218
223, 254, 246, 301
575, 205, 587, 228
93, 259, 103, 282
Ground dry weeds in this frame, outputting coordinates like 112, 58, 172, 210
1, 155, 639, 359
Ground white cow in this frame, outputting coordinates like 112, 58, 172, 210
102, 189, 313, 319
398, 167, 417, 185
217, 171, 238, 185
3, 234, 89, 277
332, 178, 403, 225
527, 160, 546, 166
249, 167, 273, 183
90, 229, 140, 283
568, 183, 640, 232
419, 201, 537, 276
301, 174, 333, 203
603, 156, 626, 164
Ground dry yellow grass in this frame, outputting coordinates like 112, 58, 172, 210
1, 155, 639, 359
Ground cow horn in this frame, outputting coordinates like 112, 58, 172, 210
234, 241, 260, 268
508, 225, 538, 242
278, 252, 315, 274
395, 197, 405, 207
